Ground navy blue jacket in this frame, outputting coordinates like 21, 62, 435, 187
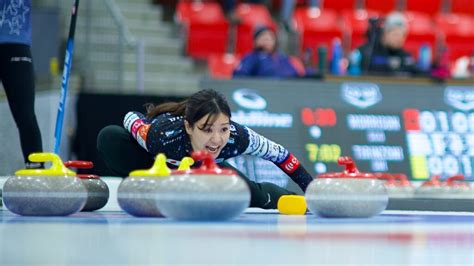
123, 111, 314, 191
233, 50, 301, 78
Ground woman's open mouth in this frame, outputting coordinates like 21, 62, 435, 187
205, 145, 220, 154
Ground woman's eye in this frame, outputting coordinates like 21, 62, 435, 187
221, 128, 229, 133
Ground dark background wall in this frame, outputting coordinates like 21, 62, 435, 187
73, 93, 185, 176
31, 7, 60, 79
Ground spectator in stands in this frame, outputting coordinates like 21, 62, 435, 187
233, 26, 309, 78
280, 0, 319, 32
358, 12, 417, 74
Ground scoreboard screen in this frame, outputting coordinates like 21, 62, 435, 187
202, 79, 474, 191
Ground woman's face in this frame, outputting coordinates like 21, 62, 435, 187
255, 30, 276, 53
185, 112, 231, 159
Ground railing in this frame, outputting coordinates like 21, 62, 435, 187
44, 0, 145, 93
103, 0, 144, 93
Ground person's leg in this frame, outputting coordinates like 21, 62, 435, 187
97, 125, 154, 177
0, 44, 43, 165
281, 0, 296, 23
220, 161, 297, 209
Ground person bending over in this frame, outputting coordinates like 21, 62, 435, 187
97, 89, 313, 209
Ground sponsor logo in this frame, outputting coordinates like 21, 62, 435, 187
341, 83, 382, 109
232, 89, 293, 128
138, 124, 150, 142
232, 110, 293, 128
131, 120, 144, 138
280, 153, 300, 174
233, 88, 267, 110
444, 86, 474, 111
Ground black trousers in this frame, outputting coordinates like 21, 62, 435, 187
97, 125, 296, 209
0, 44, 42, 163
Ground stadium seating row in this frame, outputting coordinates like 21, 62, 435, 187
175, 0, 474, 78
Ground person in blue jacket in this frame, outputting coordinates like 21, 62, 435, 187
0, 0, 43, 168
233, 26, 307, 78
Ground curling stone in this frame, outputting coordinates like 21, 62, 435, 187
117, 154, 194, 217
64, 160, 109, 212
444, 175, 474, 199
155, 151, 251, 221
375, 173, 415, 198
2, 153, 87, 216
305, 156, 388, 218
414, 175, 448, 198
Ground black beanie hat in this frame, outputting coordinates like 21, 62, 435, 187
253, 25, 272, 40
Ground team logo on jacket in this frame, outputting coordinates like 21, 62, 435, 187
166, 159, 180, 166
341, 83, 382, 109
444, 86, 474, 111
280, 154, 300, 174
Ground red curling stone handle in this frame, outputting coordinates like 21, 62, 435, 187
192, 151, 219, 171
64, 160, 93, 169
338, 156, 359, 174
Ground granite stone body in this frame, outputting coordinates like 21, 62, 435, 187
117, 176, 164, 217
155, 173, 251, 221
385, 185, 415, 198
305, 178, 388, 218
415, 185, 474, 199
3, 175, 87, 216
80, 178, 110, 211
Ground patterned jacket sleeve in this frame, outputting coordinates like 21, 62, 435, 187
237, 123, 314, 191
123, 111, 152, 152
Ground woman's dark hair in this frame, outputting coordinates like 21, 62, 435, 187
146, 89, 231, 129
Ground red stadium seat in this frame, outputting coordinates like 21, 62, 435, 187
435, 13, 474, 61
208, 53, 241, 79
403, 11, 437, 60
176, 1, 230, 60
451, 0, 474, 15
235, 3, 278, 55
322, 0, 357, 12
364, 0, 398, 14
342, 9, 381, 49
405, 0, 443, 16
293, 7, 345, 61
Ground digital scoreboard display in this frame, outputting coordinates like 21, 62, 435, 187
202, 79, 474, 191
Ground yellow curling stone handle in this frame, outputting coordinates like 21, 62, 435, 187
278, 195, 307, 215
129, 153, 172, 177
178, 157, 194, 171
15, 152, 76, 177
